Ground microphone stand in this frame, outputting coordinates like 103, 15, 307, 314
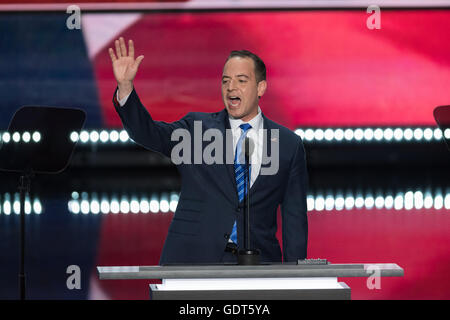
237, 138, 260, 265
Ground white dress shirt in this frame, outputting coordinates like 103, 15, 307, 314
118, 91, 264, 187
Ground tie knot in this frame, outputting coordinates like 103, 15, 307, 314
239, 123, 252, 132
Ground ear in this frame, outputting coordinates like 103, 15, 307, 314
257, 80, 267, 99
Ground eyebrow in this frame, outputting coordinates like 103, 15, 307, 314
222, 74, 250, 79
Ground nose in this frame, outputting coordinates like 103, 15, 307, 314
227, 79, 238, 91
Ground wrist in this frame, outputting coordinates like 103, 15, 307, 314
117, 82, 133, 100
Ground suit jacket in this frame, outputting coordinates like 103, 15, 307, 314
113, 88, 308, 264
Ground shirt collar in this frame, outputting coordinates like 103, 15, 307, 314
228, 106, 263, 131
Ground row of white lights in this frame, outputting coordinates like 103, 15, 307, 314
0, 131, 41, 144
68, 191, 179, 214
67, 190, 450, 215
307, 190, 450, 211
2, 128, 448, 145
295, 127, 449, 143
0, 193, 42, 215
70, 130, 131, 144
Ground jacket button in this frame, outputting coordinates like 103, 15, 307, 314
224, 233, 229, 239
236, 207, 241, 212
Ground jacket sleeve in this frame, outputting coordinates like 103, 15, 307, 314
280, 137, 309, 262
113, 87, 192, 158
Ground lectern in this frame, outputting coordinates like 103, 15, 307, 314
97, 262, 403, 300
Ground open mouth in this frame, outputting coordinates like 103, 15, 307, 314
228, 96, 241, 107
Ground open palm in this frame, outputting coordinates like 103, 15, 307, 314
109, 37, 144, 96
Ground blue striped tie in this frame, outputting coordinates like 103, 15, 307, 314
230, 123, 252, 245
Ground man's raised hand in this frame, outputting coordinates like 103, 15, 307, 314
109, 37, 144, 100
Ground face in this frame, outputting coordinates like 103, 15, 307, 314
221, 57, 267, 122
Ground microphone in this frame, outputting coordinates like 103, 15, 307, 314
238, 136, 260, 265
243, 137, 255, 162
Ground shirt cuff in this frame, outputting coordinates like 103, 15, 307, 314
117, 90, 132, 107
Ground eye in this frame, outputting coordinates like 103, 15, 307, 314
239, 80, 247, 83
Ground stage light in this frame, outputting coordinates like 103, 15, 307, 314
99, 130, 109, 143
100, 199, 110, 214
120, 198, 130, 214
383, 128, 394, 141
295, 129, 304, 139
354, 129, 364, 142
140, 198, 150, 213
375, 195, 384, 209
444, 193, 450, 209
363, 128, 374, 141
81, 199, 90, 214
434, 192, 443, 210
130, 198, 140, 214
90, 130, 99, 143
334, 195, 345, 211
70, 131, 79, 142
413, 128, 423, 141
334, 129, 344, 141
354, 195, 364, 209
22, 132, 31, 143
394, 193, 403, 210
90, 198, 100, 214
169, 192, 179, 212
24, 196, 31, 214
403, 128, 413, 141
393, 128, 403, 141
434, 128, 443, 140
364, 195, 374, 209
324, 129, 334, 141
3, 199, 11, 215
404, 191, 414, 210
423, 128, 433, 141
344, 196, 355, 210
2, 132, 11, 143
79, 131, 89, 143
70, 200, 80, 214
32, 131, 41, 143
374, 128, 383, 141
33, 199, 42, 214
444, 129, 450, 140
414, 191, 424, 210
307, 195, 314, 211
109, 130, 119, 143
119, 130, 129, 143
344, 128, 354, 141
304, 129, 314, 141
12, 132, 21, 143
150, 195, 160, 213
315, 195, 325, 211
384, 195, 394, 210
314, 129, 324, 141
424, 192, 433, 209
110, 199, 120, 214
325, 195, 334, 211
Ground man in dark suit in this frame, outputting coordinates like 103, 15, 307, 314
109, 37, 308, 264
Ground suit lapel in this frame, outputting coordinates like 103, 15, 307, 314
215, 109, 239, 205
248, 113, 273, 198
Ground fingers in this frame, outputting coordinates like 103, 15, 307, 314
119, 37, 127, 57
134, 55, 144, 69
128, 39, 134, 59
108, 48, 117, 62
115, 39, 122, 58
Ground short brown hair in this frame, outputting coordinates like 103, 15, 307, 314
226, 50, 266, 83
